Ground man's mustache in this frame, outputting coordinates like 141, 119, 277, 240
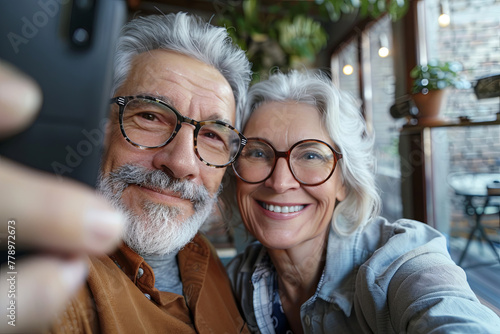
106, 164, 213, 205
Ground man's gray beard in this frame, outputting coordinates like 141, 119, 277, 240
96, 164, 220, 256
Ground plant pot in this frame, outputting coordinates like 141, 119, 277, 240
412, 89, 448, 121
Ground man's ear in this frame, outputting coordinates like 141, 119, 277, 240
103, 119, 112, 149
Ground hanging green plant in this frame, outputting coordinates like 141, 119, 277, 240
278, 15, 328, 67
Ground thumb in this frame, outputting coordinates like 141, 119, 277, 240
0, 60, 42, 138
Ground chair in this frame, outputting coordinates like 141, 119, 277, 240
448, 173, 500, 267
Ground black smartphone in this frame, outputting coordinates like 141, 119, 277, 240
0, 0, 126, 187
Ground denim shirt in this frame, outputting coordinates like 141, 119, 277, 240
226, 217, 500, 333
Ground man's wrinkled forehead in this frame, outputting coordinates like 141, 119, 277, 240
124, 50, 236, 124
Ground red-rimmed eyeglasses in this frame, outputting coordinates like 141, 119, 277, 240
232, 138, 342, 186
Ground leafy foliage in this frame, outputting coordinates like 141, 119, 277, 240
216, 0, 410, 82
314, 0, 410, 22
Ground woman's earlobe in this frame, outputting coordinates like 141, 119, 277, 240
336, 183, 347, 202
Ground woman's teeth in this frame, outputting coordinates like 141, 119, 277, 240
261, 202, 305, 213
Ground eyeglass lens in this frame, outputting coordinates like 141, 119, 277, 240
121, 98, 241, 166
233, 140, 337, 185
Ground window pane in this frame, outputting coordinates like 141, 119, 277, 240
369, 16, 404, 222
422, 0, 500, 276
334, 40, 361, 99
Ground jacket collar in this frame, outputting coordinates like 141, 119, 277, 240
315, 226, 363, 317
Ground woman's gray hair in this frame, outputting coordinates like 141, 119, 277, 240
242, 70, 381, 235
112, 12, 252, 128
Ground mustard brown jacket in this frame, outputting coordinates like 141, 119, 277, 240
50, 233, 248, 334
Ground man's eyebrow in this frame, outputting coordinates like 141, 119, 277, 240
205, 113, 233, 125
138, 93, 175, 106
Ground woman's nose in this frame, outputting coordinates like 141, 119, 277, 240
264, 158, 301, 193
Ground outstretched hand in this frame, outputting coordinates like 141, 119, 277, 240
0, 60, 124, 333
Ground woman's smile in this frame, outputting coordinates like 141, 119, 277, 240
257, 200, 306, 213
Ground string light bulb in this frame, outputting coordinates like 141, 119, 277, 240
378, 34, 389, 58
378, 46, 389, 58
438, 1, 450, 27
343, 64, 354, 75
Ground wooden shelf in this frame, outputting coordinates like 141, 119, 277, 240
401, 112, 500, 132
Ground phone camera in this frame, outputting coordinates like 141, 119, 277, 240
72, 28, 90, 46
69, 0, 96, 49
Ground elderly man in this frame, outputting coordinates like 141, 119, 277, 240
44, 12, 252, 333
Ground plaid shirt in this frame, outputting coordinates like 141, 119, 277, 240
251, 253, 276, 333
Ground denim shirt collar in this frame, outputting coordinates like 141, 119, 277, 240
315, 226, 364, 317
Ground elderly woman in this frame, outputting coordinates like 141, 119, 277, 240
226, 70, 500, 333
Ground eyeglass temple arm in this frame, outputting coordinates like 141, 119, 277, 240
110, 96, 127, 106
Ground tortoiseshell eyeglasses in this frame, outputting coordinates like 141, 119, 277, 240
110, 95, 246, 168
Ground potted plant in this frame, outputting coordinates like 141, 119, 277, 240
410, 59, 470, 121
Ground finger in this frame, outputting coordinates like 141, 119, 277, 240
0, 158, 124, 255
0, 60, 42, 138
0, 256, 88, 333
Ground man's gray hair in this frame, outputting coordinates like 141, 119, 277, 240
112, 12, 252, 128
242, 70, 381, 235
